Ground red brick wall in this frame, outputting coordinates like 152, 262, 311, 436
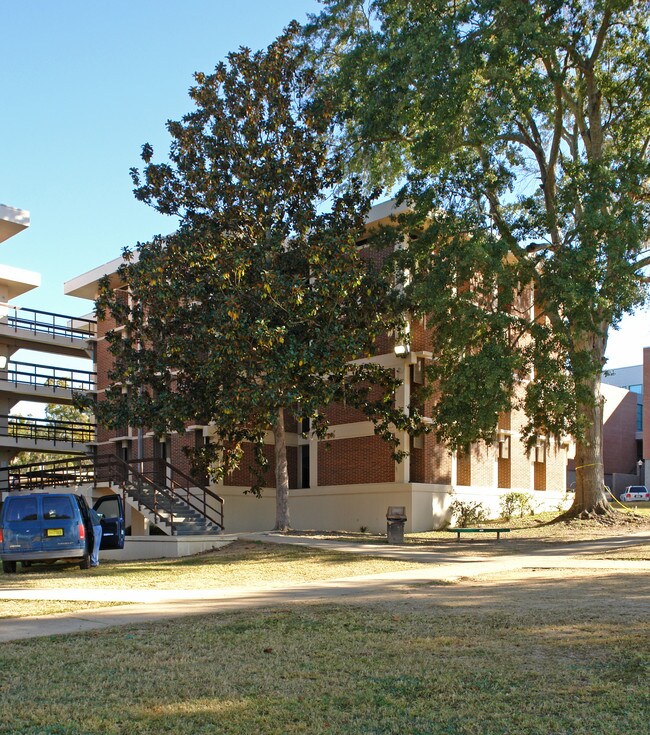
410, 441, 424, 483
323, 384, 390, 426
421, 433, 452, 484
410, 318, 429, 352
546, 446, 566, 492
603, 390, 639, 474
318, 435, 394, 486
470, 443, 495, 487
223, 442, 297, 489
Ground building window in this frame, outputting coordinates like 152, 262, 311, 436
637, 404, 643, 432
498, 436, 511, 488
456, 451, 471, 486
300, 444, 310, 489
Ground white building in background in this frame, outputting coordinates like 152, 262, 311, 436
0, 203, 96, 469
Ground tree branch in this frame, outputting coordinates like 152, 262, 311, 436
589, 4, 613, 66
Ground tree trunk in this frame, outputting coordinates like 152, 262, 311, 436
273, 407, 291, 531
564, 330, 612, 519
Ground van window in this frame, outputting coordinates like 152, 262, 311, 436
6, 497, 38, 522
43, 496, 74, 520
97, 497, 120, 518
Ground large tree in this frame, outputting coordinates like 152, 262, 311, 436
94, 26, 418, 531
308, 0, 650, 517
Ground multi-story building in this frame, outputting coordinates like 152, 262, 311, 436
597, 356, 648, 493
1, 204, 225, 559
62, 200, 569, 534
0, 204, 95, 470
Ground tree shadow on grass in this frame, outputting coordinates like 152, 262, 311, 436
0, 571, 648, 735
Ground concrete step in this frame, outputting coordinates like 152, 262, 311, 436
122, 482, 221, 536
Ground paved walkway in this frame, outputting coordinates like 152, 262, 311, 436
1, 531, 648, 642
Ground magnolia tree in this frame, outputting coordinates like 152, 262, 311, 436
94, 26, 420, 531
309, 0, 650, 517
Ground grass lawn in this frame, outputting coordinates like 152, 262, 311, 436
292, 509, 650, 546
0, 541, 427, 592
0, 599, 128, 619
1, 582, 647, 735
577, 542, 650, 561
1, 519, 648, 733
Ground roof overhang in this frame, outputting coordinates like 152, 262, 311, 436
0, 204, 30, 244
65, 199, 408, 300
0, 264, 40, 300
64, 254, 134, 300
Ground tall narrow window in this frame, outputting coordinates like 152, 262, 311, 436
456, 451, 471, 486
300, 444, 310, 489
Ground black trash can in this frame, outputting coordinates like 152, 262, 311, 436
386, 506, 407, 544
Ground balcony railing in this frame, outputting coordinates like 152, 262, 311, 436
0, 305, 95, 341
3, 360, 96, 393
1, 415, 96, 445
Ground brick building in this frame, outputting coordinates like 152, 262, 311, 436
63, 200, 570, 534
596, 354, 648, 494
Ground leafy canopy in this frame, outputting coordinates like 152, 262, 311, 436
94, 25, 419, 491
309, 0, 650, 451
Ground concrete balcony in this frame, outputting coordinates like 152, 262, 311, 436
0, 305, 95, 358
0, 415, 95, 455
0, 360, 95, 405
0, 204, 29, 244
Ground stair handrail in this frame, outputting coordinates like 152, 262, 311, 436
1, 455, 179, 533
128, 457, 224, 530
96, 455, 180, 534
1, 454, 224, 533
0, 455, 95, 492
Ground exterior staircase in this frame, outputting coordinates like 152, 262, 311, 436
2, 454, 224, 535
120, 483, 221, 535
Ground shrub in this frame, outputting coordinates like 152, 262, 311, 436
449, 499, 489, 527
500, 492, 535, 520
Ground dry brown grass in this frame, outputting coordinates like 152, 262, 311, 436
0, 599, 128, 619
0, 567, 647, 735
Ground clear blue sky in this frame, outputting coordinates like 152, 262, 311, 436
0, 0, 320, 310
0, 0, 647, 372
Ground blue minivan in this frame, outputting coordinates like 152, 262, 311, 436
0, 492, 125, 573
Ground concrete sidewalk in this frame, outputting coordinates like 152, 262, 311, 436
1, 531, 648, 642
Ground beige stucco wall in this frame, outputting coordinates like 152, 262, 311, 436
218, 482, 452, 534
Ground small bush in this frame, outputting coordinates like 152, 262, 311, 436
500, 492, 535, 520
449, 499, 489, 527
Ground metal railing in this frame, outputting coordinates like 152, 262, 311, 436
2, 456, 95, 491
1, 415, 96, 445
129, 457, 225, 531
0, 304, 96, 341
3, 360, 96, 393
1, 454, 225, 533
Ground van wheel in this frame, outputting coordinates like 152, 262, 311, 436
2, 561, 17, 574
79, 554, 91, 570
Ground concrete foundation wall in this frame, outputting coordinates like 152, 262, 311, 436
452, 484, 571, 519
100, 536, 231, 561
218, 482, 452, 533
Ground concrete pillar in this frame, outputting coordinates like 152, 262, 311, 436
309, 435, 318, 489
394, 363, 410, 484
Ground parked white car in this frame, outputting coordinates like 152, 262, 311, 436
619, 485, 649, 502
